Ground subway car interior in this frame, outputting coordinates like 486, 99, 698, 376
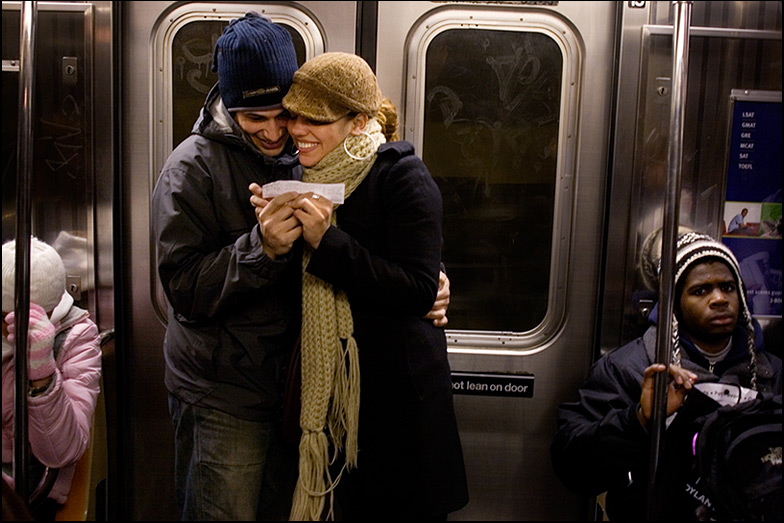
2, 1, 781, 520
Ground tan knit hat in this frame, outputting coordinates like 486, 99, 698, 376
283, 52, 382, 122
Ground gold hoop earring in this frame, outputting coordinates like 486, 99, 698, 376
343, 131, 377, 161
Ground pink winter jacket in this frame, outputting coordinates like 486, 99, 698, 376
2, 304, 101, 504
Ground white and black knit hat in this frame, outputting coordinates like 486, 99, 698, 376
2, 237, 66, 314
667, 232, 757, 386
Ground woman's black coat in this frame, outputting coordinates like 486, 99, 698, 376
305, 141, 469, 519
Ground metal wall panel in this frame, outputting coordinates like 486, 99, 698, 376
601, 1, 782, 356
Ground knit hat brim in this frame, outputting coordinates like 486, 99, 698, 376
283, 80, 351, 122
227, 101, 285, 113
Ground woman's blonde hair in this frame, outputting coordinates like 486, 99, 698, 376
377, 97, 399, 142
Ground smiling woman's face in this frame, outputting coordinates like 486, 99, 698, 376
287, 113, 365, 167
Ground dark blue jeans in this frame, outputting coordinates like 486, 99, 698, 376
168, 395, 297, 521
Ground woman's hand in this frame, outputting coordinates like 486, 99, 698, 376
291, 192, 333, 249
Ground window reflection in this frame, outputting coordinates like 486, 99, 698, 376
424, 29, 562, 332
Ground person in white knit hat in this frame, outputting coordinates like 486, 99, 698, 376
2, 237, 101, 519
551, 231, 781, 521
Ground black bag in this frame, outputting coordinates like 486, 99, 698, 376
694, 393, 782, 521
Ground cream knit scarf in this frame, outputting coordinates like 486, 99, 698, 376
290, 119, 385, 521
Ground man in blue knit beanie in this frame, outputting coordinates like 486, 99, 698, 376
213, 11, 299, 156
152, 12, 302, 521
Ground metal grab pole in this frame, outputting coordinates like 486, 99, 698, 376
646, 1, 692, 521
13, 0, 38, 503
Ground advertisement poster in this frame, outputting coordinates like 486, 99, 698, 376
721, 90, 782, 318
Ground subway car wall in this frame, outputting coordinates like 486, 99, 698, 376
2, 1, 780, 520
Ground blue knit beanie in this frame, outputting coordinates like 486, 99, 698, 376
212, 12, 299, 111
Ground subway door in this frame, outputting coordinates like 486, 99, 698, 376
120, 2, 356, 520
375, 2, 617, 520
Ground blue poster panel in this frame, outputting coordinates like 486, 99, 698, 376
721, 90, 782, 318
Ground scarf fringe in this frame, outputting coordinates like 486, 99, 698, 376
290, 430, 331, 521
328, 335, 360, 468
343, 336, 360, 465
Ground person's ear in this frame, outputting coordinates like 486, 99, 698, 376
349, 113, 369, 135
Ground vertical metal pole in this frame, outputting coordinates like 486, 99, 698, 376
13, 0, 37, 503
647, 1, 691, 520
355, 1, 378, 72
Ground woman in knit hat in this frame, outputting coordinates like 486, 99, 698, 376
2, 237, 101, 519
550, 231, 781, 520
249, 51, 468, 520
